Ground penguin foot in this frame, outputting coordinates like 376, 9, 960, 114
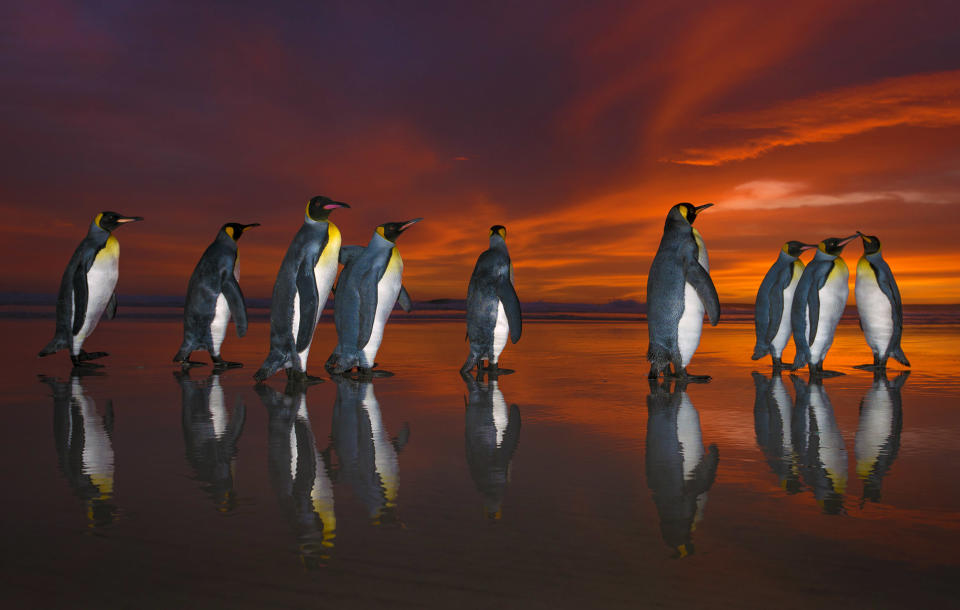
674, 367, 711, 383
212, 357, 243, 370
853, 363, 882, 371
818, 369, 846, 378
77, 350, 109, 361
285, 369, 325, 385
70, 358, 104, 369
179, 360, 208, 369
351, 368, 394, 380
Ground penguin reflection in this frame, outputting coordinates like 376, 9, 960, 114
256, 384, 336, 568
175, 371, 245, 512
40, 374, 118, 528
752, 372, 801, 493
330, 376, 409, 525
461, 370, 521, 520
791, 377, 847, 514
855, 370, 907, 506
645, 379, 719, 558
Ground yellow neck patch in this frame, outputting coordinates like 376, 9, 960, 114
225, 226, 235, 240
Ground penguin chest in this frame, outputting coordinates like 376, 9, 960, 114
75, 237, 120, 343
360, 250, 403, 365
855, 260, 893, 355
677, 240, 709, 367
313, 225, 342, 313
808, 261, 849, 361
492, 300, 509, 363
210, 269, 236, 355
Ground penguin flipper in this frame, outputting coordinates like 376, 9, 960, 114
763, 266, 792, 345
805, 285, 821, 349
356, 270, 380, 349
397, 285, 412, 312
222, 275, 249, 338
71, 264, 89, 335
496, 277, 522, 343
295, 261, 319, 351
685, 260, 720, 326
104, 293, 118, 321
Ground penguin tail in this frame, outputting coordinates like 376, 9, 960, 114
39, 334, 69, 357
254, 349, 286, 382
751, 342, 769, 360
891, 345, 910, 367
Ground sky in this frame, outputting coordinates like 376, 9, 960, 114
2, 0, 959, 304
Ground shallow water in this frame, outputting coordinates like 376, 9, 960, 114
3, 318, 959, 608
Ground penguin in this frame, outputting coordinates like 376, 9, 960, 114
174, 222, 259, 369
752, 241, 816, 370
646, 203, 720, 381
39, 211, 144, 367
330, 376, 410, 525
854, 232, 910, 370
791, 376, 847, 514
254, 196, 350, 383
855, 370, 907, 505
645, 378, 719, 558
461, 225, 522, 374
462, 369, 521, 520
752, 372, 801, 494
256, 383, 337, 567
325, 218, 422, 376
175, 371, 246, 512
39, 374, 119, 528
789, 234, 859, 377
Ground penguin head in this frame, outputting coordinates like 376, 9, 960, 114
489, 225, 507, 240
782, 240, 816, 257
221, 222, 260, 241
668, 202, 713, 226
306, 196, 350, 222
857, 231, 882, 255
376, 218, 422, 242
95, 211, 143, 232
817, 234, 858, 256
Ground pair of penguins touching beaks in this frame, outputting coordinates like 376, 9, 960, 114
38, 196, 522, 380
648, 203, 909, 382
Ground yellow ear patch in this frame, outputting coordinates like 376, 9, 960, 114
94, 212, 104, 228
376, 226, 386, 238
498, 227, 506, 239
678, 206, 688, 220
225, 226, 235, 239
782, 243, 790, 254
818, 242, 827, 253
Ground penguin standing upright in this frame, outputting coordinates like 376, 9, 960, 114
854, 233, 910, 370
646, 203, 720, 381
174, 222, 259, 369
752, 241, 816, 370
461, 225, 522, 374
325, 219, 421, 376
790, 234, 859, 377
39, 211, 143, 367
254, 196, 350, 383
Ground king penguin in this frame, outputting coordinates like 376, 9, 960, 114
461, 225, 522, 374
174, 222, 259, 369
39, 211, 144, 367
854, 232, 910, 370
254, 196, 350, 383
646, 203, 720, 381
790, 234, 858, 377
325, 218, 421, 377
752, 241, 816, 370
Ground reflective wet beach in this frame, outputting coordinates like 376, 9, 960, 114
3, 318, 959, 608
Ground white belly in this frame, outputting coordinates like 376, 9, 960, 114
292, 253, 340, 370
72, 254, 119, 355
492, 300, 509, 364
360, 267, 402, 368
678, 283, 704, 368
808, 266, 849, 364
810, 385, 847, 493
856, 272, 893, 357
210, 294, 230, 356
770, 278, 800, 358
855, 382, 894, 478
676, 392, 704, 481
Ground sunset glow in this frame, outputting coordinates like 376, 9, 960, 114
2, 1, 958, 304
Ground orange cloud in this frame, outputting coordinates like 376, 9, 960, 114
669, 70, 960, 165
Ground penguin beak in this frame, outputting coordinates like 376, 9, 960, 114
398, 218, 423, 232
693, 203, 714, 213
116, 216, 144, 224
242, 223, 261, 230
800, 243, 817, 252
323, 201, 350, 210
838, 233, 859, 247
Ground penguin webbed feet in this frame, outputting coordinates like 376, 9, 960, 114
177, 359, 208, 369
211, 355, 243, 370
771, 357, 784, 373
853, 354, 885, 371
71, 350, 108, 368
284, 368, 326, 385
808, 363, 845, 379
